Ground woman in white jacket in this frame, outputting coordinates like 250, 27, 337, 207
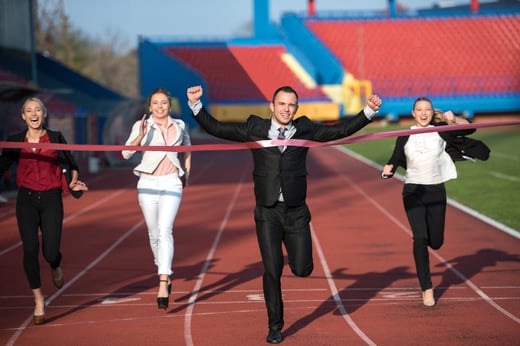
122, 87, 191, 310
381, 97, 482, 308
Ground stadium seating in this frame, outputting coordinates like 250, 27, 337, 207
164, 45, 329, 102
45, 96, 78, 115
0, 67, 27, 84
305, 14, 520, 98
163, 46, 265, 102
229, 45, 328, 101
0, 67, 78, 115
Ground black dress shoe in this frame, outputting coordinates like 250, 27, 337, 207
266, 329, 282, 344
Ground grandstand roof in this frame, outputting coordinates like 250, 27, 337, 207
0, 47, 127, 115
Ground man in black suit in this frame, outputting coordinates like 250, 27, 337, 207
187, 85, 382, 344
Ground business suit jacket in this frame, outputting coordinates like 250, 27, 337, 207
0, 129, 83, 198
194, 107, 372, 207
386, 122, 490, 174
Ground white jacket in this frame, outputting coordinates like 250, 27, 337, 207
122, 117, 191, 177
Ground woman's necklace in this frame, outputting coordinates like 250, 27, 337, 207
26, 129, 45, 152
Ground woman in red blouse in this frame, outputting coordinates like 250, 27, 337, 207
0, 98, 88, 325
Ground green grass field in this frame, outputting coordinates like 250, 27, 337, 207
344, 123, 520, 231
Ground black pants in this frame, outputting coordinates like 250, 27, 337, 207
16, 188, 63, 289
254, 202, 314, 331
402, 183, 446, 291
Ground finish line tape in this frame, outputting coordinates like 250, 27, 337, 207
1, 120, 519, 153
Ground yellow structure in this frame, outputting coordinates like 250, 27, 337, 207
210, 101, 340, 123
342, 75, 372, 115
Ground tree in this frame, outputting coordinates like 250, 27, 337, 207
35, 0, 138, 97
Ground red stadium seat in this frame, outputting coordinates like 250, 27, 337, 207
306, 15, 520, 97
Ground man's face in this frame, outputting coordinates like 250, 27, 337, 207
270, 91, 298, 126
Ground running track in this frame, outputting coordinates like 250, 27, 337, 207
1, 139, 519, 345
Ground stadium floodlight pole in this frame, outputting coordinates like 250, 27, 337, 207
471, 0, 480, 13
308, 0, 315, 16
389, 0, 396, 18
29, 0, 38, 86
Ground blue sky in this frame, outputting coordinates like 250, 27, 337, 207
60, 0, 477, 50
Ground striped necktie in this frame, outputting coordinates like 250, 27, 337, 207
277, 127, 287, 152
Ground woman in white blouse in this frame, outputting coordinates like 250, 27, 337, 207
122, 87, 191, 310
382, 97, 475, 307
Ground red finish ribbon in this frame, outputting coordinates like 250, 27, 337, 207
1, 120, 518, 153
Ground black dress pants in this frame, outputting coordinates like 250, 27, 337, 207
402, 183, 446, 291
254, 202, 314, 331
16, 188, 64, 289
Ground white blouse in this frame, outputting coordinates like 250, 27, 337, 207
404, 126, 457, 185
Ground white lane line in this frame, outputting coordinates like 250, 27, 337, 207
4, 284, 518, 300
0, 208, 15, 219
334, 147, 520, 325
432, 254, 520, 324
311, 223, 377, 345
491, 152, 520, 161
100, 297, 142, 304
0, 173, 116, 220
7, 294, 520, 333
337, 146, 520, 239
183, 170, 247, 346
487, 171, 520, 182
7, 219, 145, 346
0, 187, 130, 257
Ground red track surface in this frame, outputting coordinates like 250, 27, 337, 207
1, 142, 519, 345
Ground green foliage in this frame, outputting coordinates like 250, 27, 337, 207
35, 0, 138, 97
35, 0, 89, 67
345, 123, 520, 231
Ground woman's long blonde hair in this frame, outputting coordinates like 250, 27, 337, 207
21, 97, 47, 117
433, 108, 445, 123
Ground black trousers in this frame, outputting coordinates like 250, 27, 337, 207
254, 202, 314, 331
16, 188, 64, 289
402, 183, 446, 291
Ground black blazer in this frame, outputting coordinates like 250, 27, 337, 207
386, 122, 490, 175
194, 107, 372, 207
0, 129, 83, 199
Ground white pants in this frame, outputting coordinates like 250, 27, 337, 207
137, 173, 183, 276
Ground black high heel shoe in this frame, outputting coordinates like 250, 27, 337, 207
157, 279, 171, 310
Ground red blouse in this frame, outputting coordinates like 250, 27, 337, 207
16, 132, 63, 191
